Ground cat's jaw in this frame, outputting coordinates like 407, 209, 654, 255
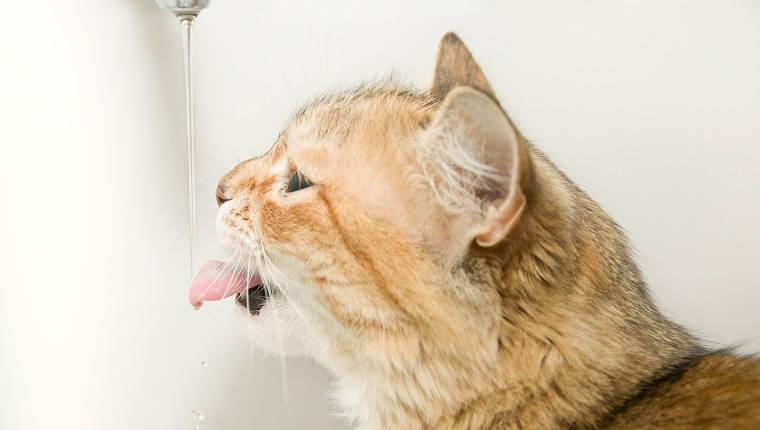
234, 289, 335, 359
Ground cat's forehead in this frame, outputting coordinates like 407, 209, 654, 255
284, 84, 437, 153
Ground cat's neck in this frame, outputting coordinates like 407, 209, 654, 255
331, 148, 700, 430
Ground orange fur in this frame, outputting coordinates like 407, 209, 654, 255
215, 33, 760, 429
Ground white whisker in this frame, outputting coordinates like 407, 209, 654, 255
202, 246, 244, 330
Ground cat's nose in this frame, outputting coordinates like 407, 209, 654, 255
216, 184, 231, 207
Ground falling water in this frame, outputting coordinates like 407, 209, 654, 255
155, 0, 211, 279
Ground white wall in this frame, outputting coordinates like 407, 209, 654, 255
1, 1, 758, 429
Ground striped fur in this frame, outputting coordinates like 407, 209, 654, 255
215, 33, 760, 429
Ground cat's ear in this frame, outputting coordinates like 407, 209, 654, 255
425, 86, 529, 248
430, 33, 496, 100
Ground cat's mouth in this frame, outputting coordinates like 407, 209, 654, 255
234, 284, 270, 315
189, 260, 268, 314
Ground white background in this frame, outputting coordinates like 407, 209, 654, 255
1, 1, 759, 429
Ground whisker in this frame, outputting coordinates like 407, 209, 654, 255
197, 235, 223, 246
202, 247, 244, 329
190, 179, 224, 187
257, 244, 334, 358
254, 245, 297, 409
197, 218, 220, 239
196, 141, 243, 165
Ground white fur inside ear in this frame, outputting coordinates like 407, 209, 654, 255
419, 87, 522, 248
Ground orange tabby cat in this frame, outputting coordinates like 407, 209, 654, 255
189, 33, 760, 429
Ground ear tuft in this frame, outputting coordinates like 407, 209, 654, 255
431, 33, 495, 100
421, 87, 528, 250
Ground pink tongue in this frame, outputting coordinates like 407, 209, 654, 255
189, 260, 261, 310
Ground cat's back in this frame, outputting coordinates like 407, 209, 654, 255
602, 352, 760, 430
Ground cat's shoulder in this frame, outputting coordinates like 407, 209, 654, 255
604, 352, 760, 429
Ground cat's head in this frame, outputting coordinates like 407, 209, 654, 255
193, 33, 544, 371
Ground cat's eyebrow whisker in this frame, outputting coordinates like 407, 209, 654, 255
195, 155, 234, 173
260, 104, 292, 127
233, 117, 285, 136
196, 139, 244, 164
206, 115, 285, 139
207, 116, 269, 127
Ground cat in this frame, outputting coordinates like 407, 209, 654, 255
189, 33, 760, 429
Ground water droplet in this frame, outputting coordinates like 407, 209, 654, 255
201, 360, 208, 367
194, 426, 199, 430
192, 409, 205, 421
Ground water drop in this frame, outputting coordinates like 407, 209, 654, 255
192, 409, 205, 421
194, 426, 199, 430
201, 360, 208, 367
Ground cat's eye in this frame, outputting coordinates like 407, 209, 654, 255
287, 170, 314, 193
